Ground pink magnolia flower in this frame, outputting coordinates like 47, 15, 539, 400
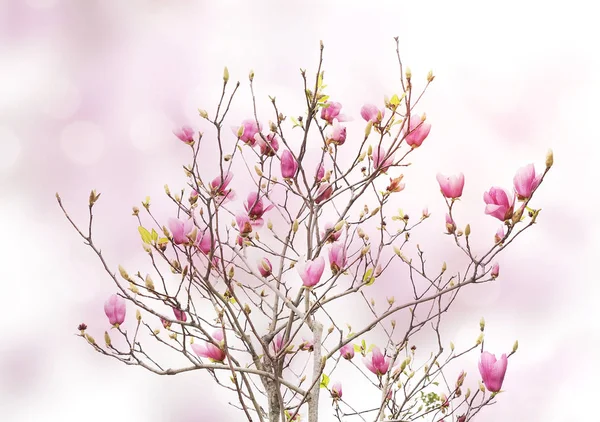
210, 171, 236, 203
195, 229, 213, 255
256, 133, 280, 156
161, 317, 171, 329
298, 257, 325, 288
328, 243, 347, 275
491, 263, 499, 279
404, 114, 431, 147
331, 382, 342, 399
236, 214, 253, 237
232, 119, 262, 146
322, 222, 342, 243
172, 307, 187, 322
168, 217, 195, 245
280, 150, 298, 179
258, 257, 272, 278
445, 213, 456, 234
104, 294, 126, 327
315, 163, 325, 181
192, 330, 227, 362
422, 207, 430, 218
436, 173, 465, 199
340, 343, 355, 360
173, 126, 194, 145
299, 337, 314, 352
372, 147, 395, 172
270, 333, 284, 354
315, 183, 333, 205
478, 351, 508, 392
494, 226, 505, 244
513, 164, 542, 200
363, 347, 390, 376
244, 192, 274, 227
328, 118, 347, 145
360, 104, 385, 124
320, 101, 347, 124
484, 187, 515, 221
456, 370, 467, 388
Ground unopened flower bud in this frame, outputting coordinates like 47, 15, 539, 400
132, 206, 139, 216
292, 219, 299, 233
405, 67, 412, 80
442, 262, 447, 272
223, 66, 229, 83
145, 274, 155, 291
480, 317, 485, 332
104, 331, 111, 346
465, 224, 471, 237
427, 70, 435, 82
476, 332, 484, 345
450, 341, 455, 352
118, 265, 130, 281
85, 334, 95, 345
198, 109, 208, 119
512, 340, 519, 353
136, 309, 142, 322
546, 148, 553, 169
249, 69, 254, 81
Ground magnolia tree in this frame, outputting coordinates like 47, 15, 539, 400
58, 39, 552, 422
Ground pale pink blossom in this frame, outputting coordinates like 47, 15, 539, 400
328, 118, 347, 145
173, 126, 194, 144
478, 351, 508, 392
513, 164, 542, 199
328, 243, 347, 275
256, 133, 280, 156
494, 226, 505, 244
244, 192, 274, 227
404, 114, 431, 147
484, 187, 515, 221
315, 183, 333, 204
258, 257, 272, 278
360, 104, 385, 124
195, 229, 213, 255
491, 263, 499, 279
340, 343, 355, 360
299, 337, 314, 352
104, 294, 126, 326
422, 207, 430, 218
372, 147, 394, 172
280, 150, 298, 179
320, 101, 347, 124
298, 257, 326, 288
172, 307, 187, 322
236, 214, 253, 237
232, 119, 262, 146
270, 333, 284, 354
210, 171, 236, 203
192, 330, 227, 362
321, 222, 342, 243
331, 382, 342, 399
315, 163, 325, 181
446, 214, 456, 234
363, 347, 390, 376
168, 217, 195, 245
436, 173, 465, 199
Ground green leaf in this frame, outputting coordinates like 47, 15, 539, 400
319, 373, 330, 389
138, 226, 152, 244
151, 228, 159, 242
390, 94, 400, 106
367, 344, 375, 353
353, 344, 362, 352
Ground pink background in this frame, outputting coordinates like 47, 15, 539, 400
1, 0, 598, 421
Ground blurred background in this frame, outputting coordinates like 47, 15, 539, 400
1, 0, 598, 421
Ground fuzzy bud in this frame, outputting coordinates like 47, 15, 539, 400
512, 340, 519, 353
223, 66, 229, 83
104, 331, 111, 346
545, 148, 553, 169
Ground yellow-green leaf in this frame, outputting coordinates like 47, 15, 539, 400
320, 373, 330, 389
390, 94, 400, 106
151, 228, 159, 242
138, 226, 152, 244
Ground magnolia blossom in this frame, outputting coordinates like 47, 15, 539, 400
161, 317, 171, 329
232, 119, 261, 146
299, 337, 314, 352
340, 343, 355, 360
258, 257, 272, 278
172, 307, 187, 322
372, 147, 394, 172
422, 207, 430, 218
298, 257, 325, 288
386, 176, 405, 193
322, 222, 342, 243
446, 213, 456, 234
280, 150, 298, 179
404, 114, 431, 147
495, 226, 505, 244
478, 351, 508, 392
363, 347, 390, 376
244, 192, 274, 226
328, 118, 347, 145
192, 330, 226, 362
256, 133, 280, 156
236, 214, 253, 237
210, 171, 236, 203
315, 183, 333, 205
513, 164, 542, 199
491, 263, 499, 279
104, 294, 126, 326
360, 104, 385, 124
270, 333, 284, 354
328, 243, 347, 275
320, 101, 346, 124
173, 126, 194, 144
436, 173, 465, 199
315, 163, 325, 181
484, 187, 514, 221
331, 382, 342, 399
195, 229, 213, 255
168, 217, 195, 245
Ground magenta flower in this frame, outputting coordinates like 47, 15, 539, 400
256, 133, 280, 156
445, 213, 456, 234
372, 147, 395, 172
195, 230, 214, 255
315, 183, 333, 205
258, 257, 272, 278
484, 187, 515, 221
513, 164, 542, 200
320, 101, 347, 124
328, 243, 347, 275
192, 330, 227, 362
210, 171, 236, 203
340, 343, 355, 360
168, 217, 195, 245
270, 333, 284, 354
331, 382, 343, 399
491, 263, 499, 279
478, 351, 508, 392
104, 294, 126, 327
328, 119, 347, 145
404, 114, 431, 148
494, 226, 505, 244
236, 213, 253, 237
172, 307, 187, 322
173, 126, 195, 145
232, 119, 262, 146
298, 257, 326, 288
360, 104, 385, 124
315, 163, 325, 181
244, 192, 274, 227
322, 222, 342, 243
363, 347, 390, 376
280, 150, 298, 179
436, 173, 465, 199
